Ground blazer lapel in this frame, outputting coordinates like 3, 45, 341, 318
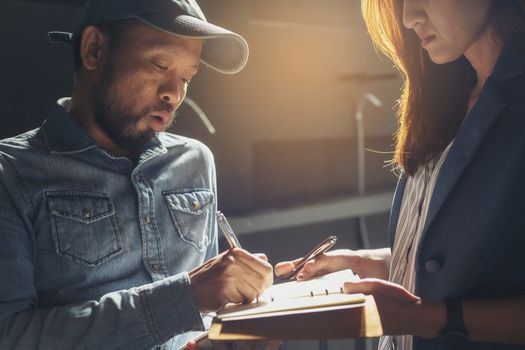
388, 175, 407, 249
422, 79, 507, 234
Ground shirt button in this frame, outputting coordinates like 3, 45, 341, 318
151, 264, 161, 272
83, 208, 91, 218
133, 174, 139, 182
144, 215, 151, 224
425, 259, 442, 273
192, 200, 200, 210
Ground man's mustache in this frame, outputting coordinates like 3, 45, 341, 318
143, 101, 175, 117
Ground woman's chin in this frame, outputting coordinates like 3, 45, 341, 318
427, 50, 463, 65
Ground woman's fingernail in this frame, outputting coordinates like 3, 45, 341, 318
297, 273, 304, 280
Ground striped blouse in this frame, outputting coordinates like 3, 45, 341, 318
378, 142, 453, 350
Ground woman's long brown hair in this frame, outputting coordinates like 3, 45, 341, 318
361, 0, 525, 175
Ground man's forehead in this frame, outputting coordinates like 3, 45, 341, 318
120, 21, 203, 57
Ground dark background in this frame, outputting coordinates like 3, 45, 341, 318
1, 0, 399, 269
1, 1, 402, 348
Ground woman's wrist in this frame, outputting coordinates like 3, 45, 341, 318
411, 300, 447, 338
353, 248, 391, 279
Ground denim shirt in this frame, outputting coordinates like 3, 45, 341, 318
0, 99, 218, 350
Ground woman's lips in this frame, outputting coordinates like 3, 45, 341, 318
421, 35, 435, 48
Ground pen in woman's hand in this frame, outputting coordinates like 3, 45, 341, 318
277, 235, 337, 281
216, 211, 242, 249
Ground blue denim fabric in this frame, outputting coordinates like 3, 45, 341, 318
0, 99, 218, 349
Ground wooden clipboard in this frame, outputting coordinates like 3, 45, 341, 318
209, 295, 383, 341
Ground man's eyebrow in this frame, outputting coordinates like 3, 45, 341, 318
145, 41, 201, 70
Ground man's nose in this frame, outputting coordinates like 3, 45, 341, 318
402, 0, 425, 30
158, 78, 185, 107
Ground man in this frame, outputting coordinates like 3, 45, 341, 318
0, 0, 273, 349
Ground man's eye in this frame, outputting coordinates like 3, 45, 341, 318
153, 62, 167, 71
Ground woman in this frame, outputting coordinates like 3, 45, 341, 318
276, 0, 525, 349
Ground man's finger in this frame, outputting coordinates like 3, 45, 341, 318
233, 279, 260, 304
189, 249, 230, 277
253, 253, 268, 262
233, 254, 273, 291
229, 249, 273, 279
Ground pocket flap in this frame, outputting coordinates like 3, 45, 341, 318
164, 190, 214, 215
47, 191, 115, 224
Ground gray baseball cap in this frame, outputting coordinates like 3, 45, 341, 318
48, 0, 249, 74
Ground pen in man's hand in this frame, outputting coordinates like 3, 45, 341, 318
216, 211, 242, 249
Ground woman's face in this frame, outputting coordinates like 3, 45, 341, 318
402, 0, 492, 64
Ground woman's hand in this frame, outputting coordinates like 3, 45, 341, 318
344, 278, 445, 338
274, 248, 391, 281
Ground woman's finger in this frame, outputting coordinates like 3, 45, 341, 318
274, 261, 295, 277
343, 279, 420, 302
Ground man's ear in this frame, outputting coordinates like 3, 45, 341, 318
80, 26, 109, 71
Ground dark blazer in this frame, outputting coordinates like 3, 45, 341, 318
387, 34, 525, 350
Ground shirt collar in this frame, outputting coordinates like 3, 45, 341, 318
42, 98, 97, 154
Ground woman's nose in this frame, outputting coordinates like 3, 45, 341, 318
402, 0, 425, 30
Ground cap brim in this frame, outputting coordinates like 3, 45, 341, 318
138, 14, 249, 75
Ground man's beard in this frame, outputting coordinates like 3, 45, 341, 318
91, 60, 175, 154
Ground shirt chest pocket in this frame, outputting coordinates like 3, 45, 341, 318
46, 191, 123, 266
164, 190, 214, 252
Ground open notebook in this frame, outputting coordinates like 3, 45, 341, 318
217, 269, 365, 321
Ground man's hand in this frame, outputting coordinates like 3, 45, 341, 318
274, 248, 391, 281
189, 248, 273, 312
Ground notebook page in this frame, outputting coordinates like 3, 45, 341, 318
218, 293, 366, 320
217, 269, 363, 320
261, 269, 359, 301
